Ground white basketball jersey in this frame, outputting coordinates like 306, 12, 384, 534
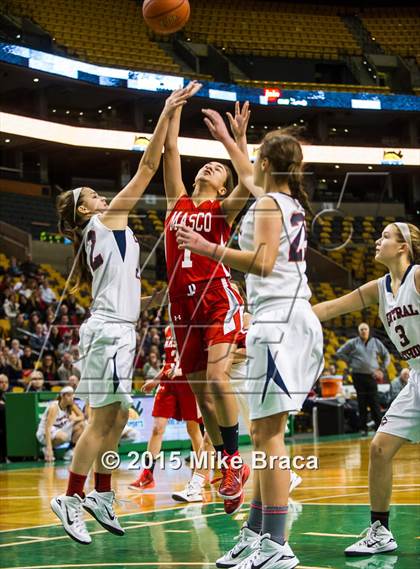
37, 402, 71, 435
238, 192, 311, 316
378, 264, 420, 371
82, 215, 141, 323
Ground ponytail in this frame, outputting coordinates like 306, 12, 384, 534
56, 189, 91, 293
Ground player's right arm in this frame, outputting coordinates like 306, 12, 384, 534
163, 81, 202, 213
312, 280, 379, 322
44, 404, 58, 462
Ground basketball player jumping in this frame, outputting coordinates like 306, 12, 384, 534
313, 222, 419, 556
50, 84, 199, 545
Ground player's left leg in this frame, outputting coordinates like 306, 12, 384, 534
129, 416, 169, 490
83, 405, 129, 536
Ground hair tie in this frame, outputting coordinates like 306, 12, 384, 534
394, 222, 414, 259
72, 187, 83, 222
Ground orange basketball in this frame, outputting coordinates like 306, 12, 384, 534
143, 0, 190, 35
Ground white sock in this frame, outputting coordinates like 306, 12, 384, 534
191, 473, 206, 487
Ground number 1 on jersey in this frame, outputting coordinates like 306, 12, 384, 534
181, 248, 193, 268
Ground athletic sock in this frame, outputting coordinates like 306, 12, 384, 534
262, 505, 288, 545
248, 499, 263, 534
371, 510, 390, 530
191, 472, 206, 487
66, 471, 87, 497
219, 423, 239, 456
94, 472, 112, 493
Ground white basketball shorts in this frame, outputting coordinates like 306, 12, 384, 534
76, 316, 136, 410
378, 369, 420, 443
246, 302, 324, 421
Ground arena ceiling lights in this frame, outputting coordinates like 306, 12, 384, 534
1, 43, 420, 112
1, 111, 419, 166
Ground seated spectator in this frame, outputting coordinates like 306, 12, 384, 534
67, 374, 80, 390
40, 278, 57, 305
0, 374, 9, 462
27, 370, 47, 392
57, 314, 71, 337
8, 256, 22, 277
30, 322, 51, 352
49, 325, 62, 350
388, 368, 410, 404
5, 354, 22, 387
143, 352, 161, 381
29, 312, 42, 334
70, 346, 81, 374
66, 294, 86, 319
10, 313, 30, 343
57, 352, 81, 384
3, 292, 19, 319
20, 254, 39, 278
10, 339, 23, 359
57, 332, 73, 358
41, 353, 60, 389
36, 386, 85, 462
18, 294, 33, 317
30, 289, 47, 314
21, 345, 37, 371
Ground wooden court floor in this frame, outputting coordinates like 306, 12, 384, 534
1, 435, 419, 569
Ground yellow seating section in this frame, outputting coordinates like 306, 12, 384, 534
236, 79, 391, 94
361, 7, 420, 60
185, 0, 361, 60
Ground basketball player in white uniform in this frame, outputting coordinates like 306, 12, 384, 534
49, 82, 202, 545
313, 221, 419, 556
177, 116, 324, 569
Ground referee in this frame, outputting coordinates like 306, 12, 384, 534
336, 322, 390, 435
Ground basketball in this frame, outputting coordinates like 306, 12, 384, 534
142, 0, 190, 35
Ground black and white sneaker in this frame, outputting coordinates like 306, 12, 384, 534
216, 522, 260, 568
234, 534, 299, 569
50, 494, 91, 544
345, 521, 398, 556
83, 490, 124, 536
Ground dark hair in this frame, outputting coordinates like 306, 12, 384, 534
222, 164, 235, 198
56, 188, 91, 293
259, 127, 312, 214
393, 223, 420, 264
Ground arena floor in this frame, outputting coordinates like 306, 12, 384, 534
1, 435, 419, 569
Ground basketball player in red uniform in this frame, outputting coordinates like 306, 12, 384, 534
128, 326, 204, 493
163, 85, 255, 512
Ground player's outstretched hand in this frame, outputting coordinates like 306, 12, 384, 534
176, 224, 213, 257
226, 101, 250, 141
163, 81, 202, 117
202, 108, 231, 143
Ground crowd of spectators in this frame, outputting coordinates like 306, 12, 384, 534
0, 254, 168, 457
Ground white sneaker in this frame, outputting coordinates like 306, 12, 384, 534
216, 522, 260, 568
289, 471, 302, 493
83, 490, 124, 536
50, 494, 91, 544
345, 521, 398, 556
235, 535, 299, 569
172, 475, 204, 503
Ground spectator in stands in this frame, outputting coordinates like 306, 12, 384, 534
3, 292, 19, 319
49, 325, 62, 351
57, 314, 71, 337
67, 374, 80, 390
8, 256, 22, 277
4, 354, 22, 387
0, 373, 9, 462
18, 293, 33, 317
36, 386, 85, 462
29, 312, 42, 333
31, 289, 47, 314
30, 322, 50, 352
21, 345, 37, 371
336, 322, 390, 435
39, 278, 57, 305
10, 339, 23, 359
57, 352, 81, 385
143, 352, 161, 381
42, 353, 60, 389
66, 294, 86, 319
10, 313, 29, 343
20, 253, 38, 278
388, 368, 410, 404
57, 332, 73, 358
27, 370, 46, 392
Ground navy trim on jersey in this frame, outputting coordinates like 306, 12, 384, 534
385, 264, 414, 293
112, 353, 119, 394
112, 230, 126, 261
261, 347, 291, 404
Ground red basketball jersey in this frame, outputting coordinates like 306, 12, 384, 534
162, 325, 177, 375
165, 195, 231, 297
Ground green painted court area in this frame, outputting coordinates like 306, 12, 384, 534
0, 504, 418, 569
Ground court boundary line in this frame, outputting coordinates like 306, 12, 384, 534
0, 565, 330, 569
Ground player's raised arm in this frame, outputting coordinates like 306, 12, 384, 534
202, 107, 264, 202
100, 87, 193, 229
163, 81, 202, 212
312, 280, 379, 322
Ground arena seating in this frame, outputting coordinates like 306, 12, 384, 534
185, 0, 361, 60
236, 79, 391, 94
361, 7, 420, 60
